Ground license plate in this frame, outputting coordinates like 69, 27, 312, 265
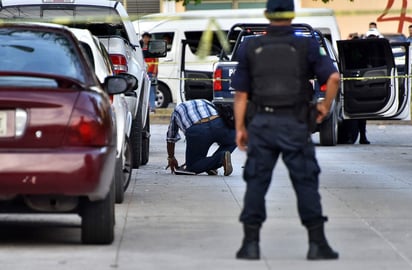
0, 110, 13, 137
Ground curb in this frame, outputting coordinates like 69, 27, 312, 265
149, 108, 412, 126
365, 120, 412, 125
150, 108, 173, 125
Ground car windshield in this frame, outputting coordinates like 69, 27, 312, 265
383, 34, 408, 71
0, 5, 118, 21
0, 28, 85, 82
232, 27, 323, 61
0, 5, 127, 39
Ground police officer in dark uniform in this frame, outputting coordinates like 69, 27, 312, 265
231, 0, 340, 261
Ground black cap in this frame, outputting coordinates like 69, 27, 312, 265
142, 32, 152, 38
265, 0, 295, 19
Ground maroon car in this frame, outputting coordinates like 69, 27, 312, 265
0, 22, 131, 244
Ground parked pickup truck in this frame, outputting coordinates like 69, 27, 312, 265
209, 23, 412, 145
0, 0, 167, 167
211, 23, 342, 146
94, 33, 166, 168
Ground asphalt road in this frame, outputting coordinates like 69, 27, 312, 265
2, 122, 412, 270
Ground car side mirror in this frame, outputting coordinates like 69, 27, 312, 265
143, 40, 167, 58
116, 72, 138, 91
104, 76, 129, 95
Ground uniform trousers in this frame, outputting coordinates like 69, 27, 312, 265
239, 112, 325, 227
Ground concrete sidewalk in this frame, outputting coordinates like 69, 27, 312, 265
3, 123, 412, 270
113, 123, 412, 270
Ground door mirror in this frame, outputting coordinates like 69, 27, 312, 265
143, 40, 167, 58
104, 76, 129, 95
116, 72, 138, 91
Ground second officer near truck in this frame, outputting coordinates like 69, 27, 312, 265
231, 0, 340, 261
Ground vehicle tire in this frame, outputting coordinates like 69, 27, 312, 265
81, 178, 115, 245
141, 108, 150, 166
114, 157, 125, 204
156, 83, 172, 108
123, 136, 133, 191
319, 110, 338, 146
338, 120, 359, 144
130, 109, 142, 169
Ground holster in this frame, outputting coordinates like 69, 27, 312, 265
296, 101, 318, 133
307, 101, 318, 133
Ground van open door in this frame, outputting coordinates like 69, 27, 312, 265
337, 38, 410, 120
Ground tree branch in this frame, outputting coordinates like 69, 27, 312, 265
175, 0, 202, 6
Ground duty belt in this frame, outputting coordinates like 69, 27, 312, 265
256, 105, 295, 115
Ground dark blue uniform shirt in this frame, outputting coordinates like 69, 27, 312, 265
231, 25, 338, 93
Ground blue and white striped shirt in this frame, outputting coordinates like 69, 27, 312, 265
166, 99, 218, 143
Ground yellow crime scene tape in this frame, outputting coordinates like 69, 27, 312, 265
341, 75, 411, 81
2, 8, 410, 84
134, 7, 412, 84
131, 7, 412, 21
157, 74, 412, 83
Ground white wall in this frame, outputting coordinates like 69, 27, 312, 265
162, 0, 176, 13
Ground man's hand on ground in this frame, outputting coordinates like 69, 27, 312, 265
167, 157, 179, 173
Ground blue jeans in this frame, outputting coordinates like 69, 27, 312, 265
239, 113, 324, 226
148, 72, 156, 110
185, 118, 236, 174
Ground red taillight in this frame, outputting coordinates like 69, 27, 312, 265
320, 84, 327, 92
110, 54, 128, 74
65, 109, 110, 147
213, 68, 222, 91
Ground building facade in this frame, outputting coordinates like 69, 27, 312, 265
123, 0, 160, 15
301, 0, 411, 38
124, 0, 411, 38
185, 0, 265, 10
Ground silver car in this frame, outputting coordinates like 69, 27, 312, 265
70, 28, 134, 204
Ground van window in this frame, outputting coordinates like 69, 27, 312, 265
184, 31, 227, 56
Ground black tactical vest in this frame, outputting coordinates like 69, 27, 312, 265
246, 34, 313, 108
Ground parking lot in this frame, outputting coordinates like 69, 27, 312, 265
2, 122, 412, 270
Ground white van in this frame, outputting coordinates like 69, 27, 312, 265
133, 8, 341, 108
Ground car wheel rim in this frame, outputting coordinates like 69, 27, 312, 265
123, 138, 132, 190
156, 89, 164, 108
